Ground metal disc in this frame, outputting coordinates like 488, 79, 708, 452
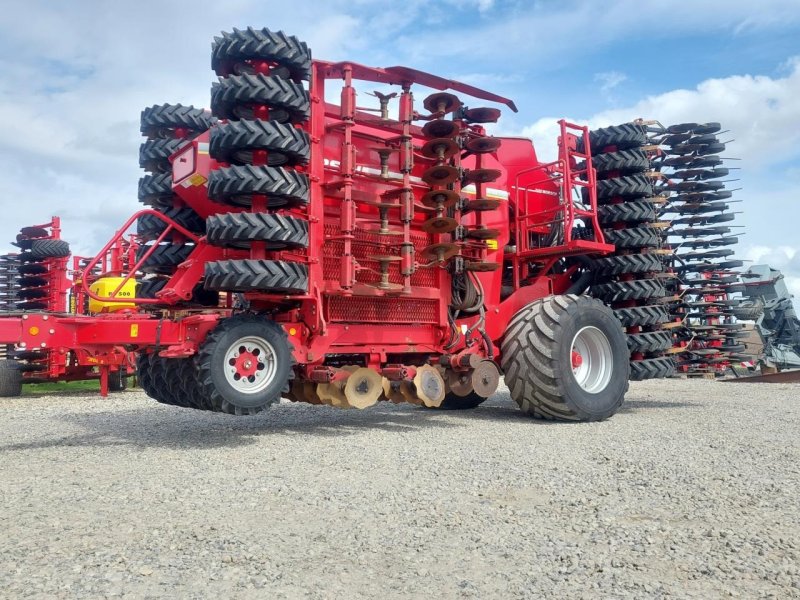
465, 137, 502, 154
399, 380, 424, 405
413, 365, 446, 408
472, 360, 500, 398
421, 189, 459, 209
447, 370, 473, 397
368, 254, 402, 263
316, 382, 348, 408
465, 227, 501, 240
421, 164, 460, 185
423, 92, 462, 115
421, 138, 460, 160
422, 216, 459, 234
366, 281, 404, 292
464, 168, 501, 184
465, 198, 501, 212
420, 242, 459, 262
344, 368, 383, 409
465, 260, 501, 272
382, 378, 406, 404
422, 119, 460, 139
463, 107, 501, 123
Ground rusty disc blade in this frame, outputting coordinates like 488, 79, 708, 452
366, 280, 404, 291
421, 188, 459, 209
447, 370, 473, 397
464, 168, 501, 184
465, 227, 501, 240
465, 260, 501, 272
423, 92, 462, 115
382, 379, 405, 404
422, 216, 459, 234
421, 138, 460, 160
399, 380, 424, 406
464, 198, 501, 212
472, 360, 500, 397
463, 107, 501, 123
465, 137, 502, 154
413, 365, 446, 408
422, 119, 460, 139
368, 254, 402, 263
421, 164, 460, 185
420, 242, 459, 262
344, 367, 383, 409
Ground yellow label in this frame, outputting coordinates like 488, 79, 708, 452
486, 239, 498, 250
86, 356, 99, 364
29, 326, 39, 335
188, 173, 207, 187
130, 324, 139, 338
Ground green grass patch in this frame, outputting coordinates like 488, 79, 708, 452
23, 378, 136, 395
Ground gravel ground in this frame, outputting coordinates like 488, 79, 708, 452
1, 378, 799, 599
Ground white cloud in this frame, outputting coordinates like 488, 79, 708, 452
594, 71, 627, 95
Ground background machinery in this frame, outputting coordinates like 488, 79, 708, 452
0, 26, 701, 419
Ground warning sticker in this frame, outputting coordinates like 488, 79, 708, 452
130, 324, 139, 338
486, 239, 498, 250
188, 174, 207, 187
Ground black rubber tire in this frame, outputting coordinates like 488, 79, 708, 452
137, 278, 167, 299
589, 253, 662, 278
108, 368, 127, 393
135, 244, 194, 274
209, 119, 310, 166
500, 294, 629, 422
212, 27, 312, 80
598, 199, 657, 225
588, 123, 648, 154
594, 174, 654, 201
732, 302, 764, 321
175, 359, 213, 410
207, 165, 309, 207
140, 104, 214, 138
17, 263, 45, 276
206, 212, 308, 249
630, 357, 676, 381
204, 259, 308, 293
210, 73, 310, 122
592, 149, 649, 176
137, 207, 205, 240
614, 305, 669, 328
590, 279, 665, 303
627, 331, 673, 353
139, 138, 185, 172
603, 226, 660, 249
17, 276, 47, 288
138, 173, 173, 206
0, 360, 23, 397
429, 392, 486, 410
30, 239, 70, 259
196, 315, 293, 415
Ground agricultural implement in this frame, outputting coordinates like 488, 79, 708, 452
0, 26, 701, 419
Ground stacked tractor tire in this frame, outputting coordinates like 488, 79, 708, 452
656, 123, 747, 376
585, 124, 676, 380
136, 28, 313, 415
137, 104, 214, 302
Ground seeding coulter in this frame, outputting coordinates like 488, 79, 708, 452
8, 26, 753, 418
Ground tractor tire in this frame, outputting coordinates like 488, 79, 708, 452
174, 359, 213, 410
140, 104, 214, 138
211, 27, 312, 81
108, 368, 127, 393
204, 259, 308, 293
427, 391, 486, 410
587, 123, 648, 154
0, 360, 23, 397
137, 278, 167, 299
209, 119, 310, 167
196, 315, 294, 415
732, 301, 764, 321
139, 138, 185, 172
590, 279, 665, 303
630, 357, 676, 381
500, 295, 629, 421
18, 263, 45, 276
30, 239, 70, 259
137, 207, 205, 240
603, 226, 660, 249
135, 243, 193, 274
210, 73, 310, 122
627, 331, 673, 353
614, 305, 669, 328
594, 174, 654, 201
598, 199, 657, 225
592, 149, 649, 177
589, 253, 662, 278
206, 212, 308, 249
207, 165, 309, 207
138, 173, 173, 206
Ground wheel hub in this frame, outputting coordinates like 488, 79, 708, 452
570, 326, 613, 394
224, 336, 277, 393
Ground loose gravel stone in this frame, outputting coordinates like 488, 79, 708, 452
0, 378, 798, 598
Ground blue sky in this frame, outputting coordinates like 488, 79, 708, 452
1, 0, 799, 293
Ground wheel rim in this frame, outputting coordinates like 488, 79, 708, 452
223, 335, 278, 395
570, 326, 614, 393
